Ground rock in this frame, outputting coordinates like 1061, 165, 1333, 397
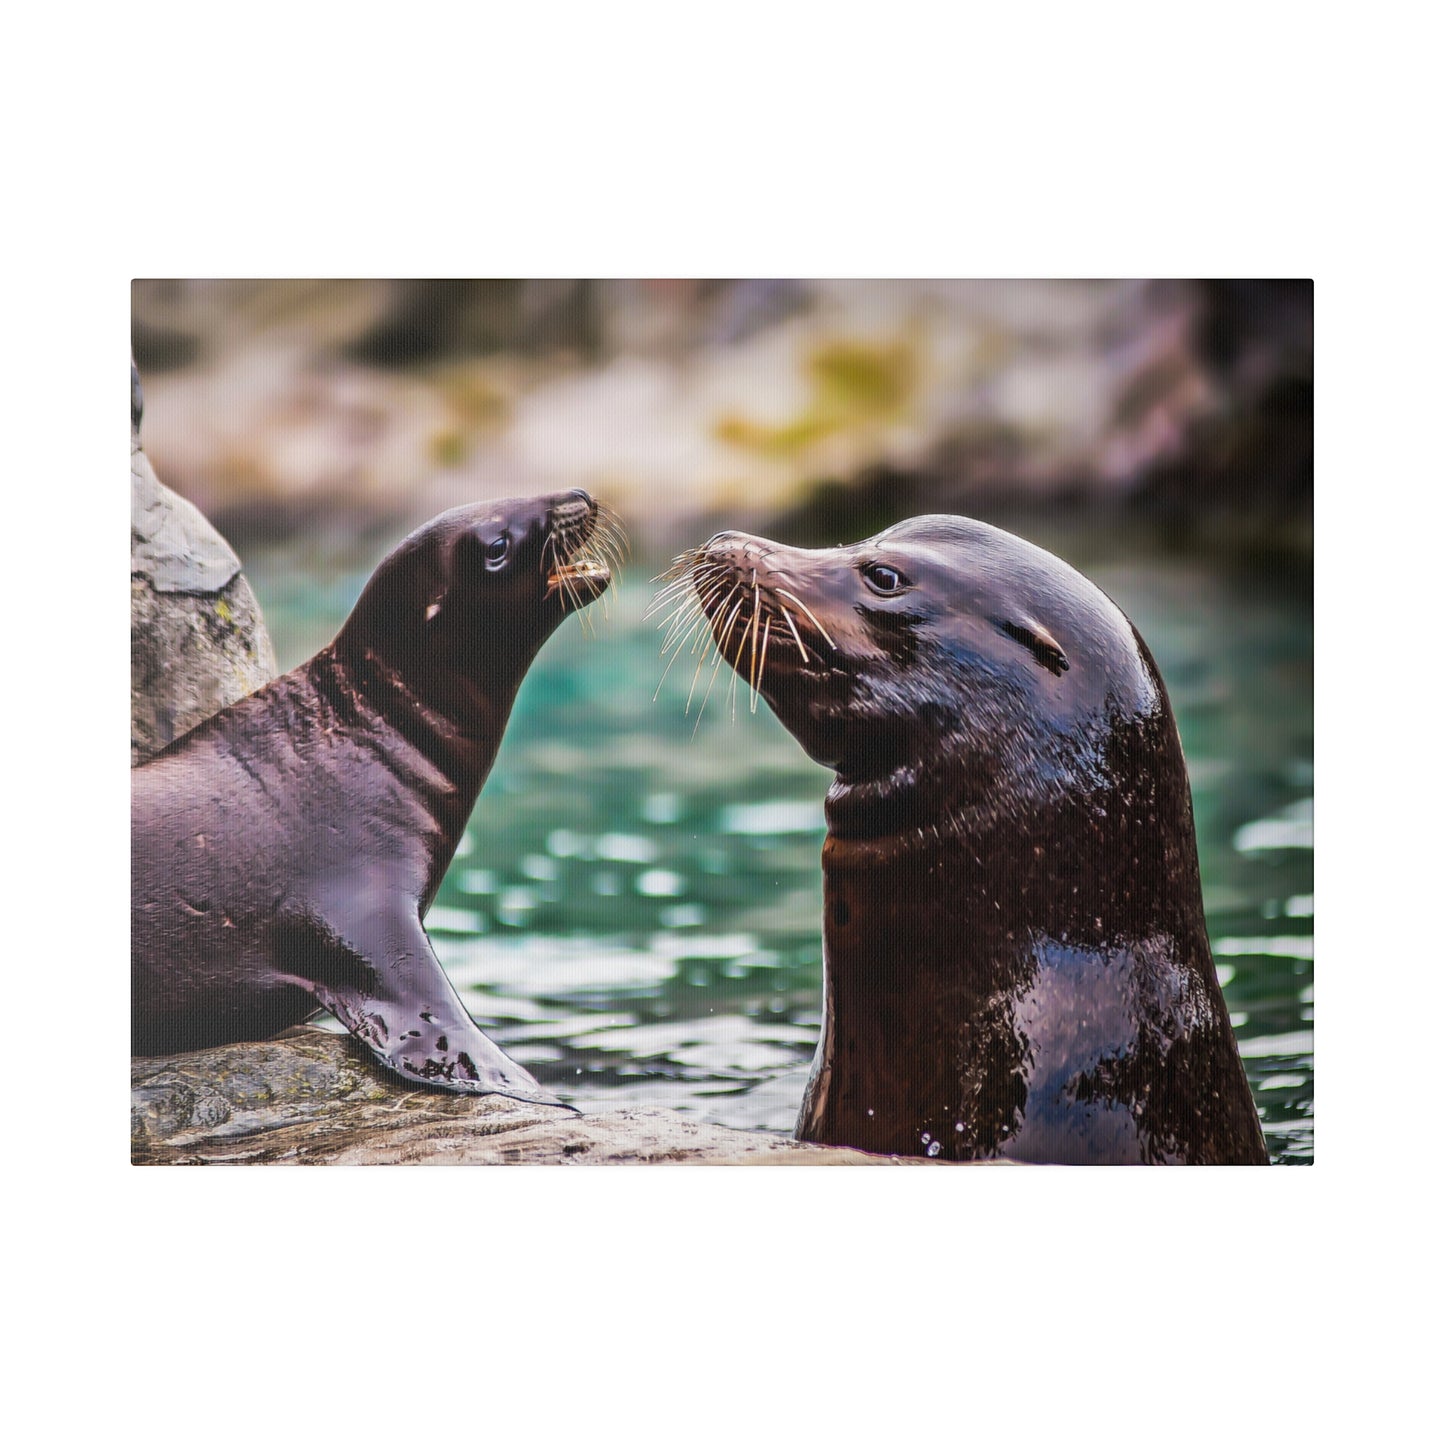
131, 1030, 953, 1165
130, 363, 277, 765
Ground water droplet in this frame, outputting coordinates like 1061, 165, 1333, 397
926, 1139, 942, 1157
954, 1121, 964, 1132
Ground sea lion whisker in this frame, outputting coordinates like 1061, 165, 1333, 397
646, 567, 719, 618
654, 608, 715, 699
647, 591, 684, 620
670, 572, 728, 624
728, 603, 755, 723
712, 588, 743, 638
661, 576, 727, 651
670, 604, 714, 660
693, 575, 731, 623
654, 601, 691, 651
683, 631, 715, 715
655, 547, 703, 585
752, 614, 772, 714
598, 526, 628, 575
690, 626, 731, 724
674, 596, 721, 653
593, 508, 628, 559
776, 589, 836, 650
601, 506, 630, 553
670, 583, 728, 647
692, 635, 731, 734
778, 604, 811, 661
748, 580, 762, 711
716, 595, 746, 657
658, 599, 706, 661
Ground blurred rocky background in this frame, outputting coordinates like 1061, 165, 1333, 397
132, 279, 1312, 557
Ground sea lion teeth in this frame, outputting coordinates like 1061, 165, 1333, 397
133, 489, 616, 1106
548, 561, 611, 583
676, 516, 1269, 1165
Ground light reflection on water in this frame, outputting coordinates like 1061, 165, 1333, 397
252, 533, 1313, 1164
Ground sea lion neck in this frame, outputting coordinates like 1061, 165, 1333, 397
822, 697, 1202, 933
311, 644, 514, 830
821, 712, 1049, 844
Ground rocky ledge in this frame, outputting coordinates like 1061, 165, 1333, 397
131, 1030, 950, 1166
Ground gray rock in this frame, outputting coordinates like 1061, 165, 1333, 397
130, 411, 277, 765
131, 1030, 963, 1165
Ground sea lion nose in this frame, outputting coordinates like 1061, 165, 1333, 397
551, 491, 595, 528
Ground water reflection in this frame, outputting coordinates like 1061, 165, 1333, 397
252, 535, 1313, 1163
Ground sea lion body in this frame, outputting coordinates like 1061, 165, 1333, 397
132, 491, 617, 1105
678, 516, 1267, 1163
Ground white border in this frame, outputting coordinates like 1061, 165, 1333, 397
8, 4, 1434, 1438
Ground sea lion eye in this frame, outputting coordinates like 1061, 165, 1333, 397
862, 562, 908, 595
484, 534, 511, 571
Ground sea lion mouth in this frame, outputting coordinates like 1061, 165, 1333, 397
544, 496, 625, 610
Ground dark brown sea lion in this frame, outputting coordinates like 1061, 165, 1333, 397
132, 491, 622, 1106
664, 516, 1268, 1163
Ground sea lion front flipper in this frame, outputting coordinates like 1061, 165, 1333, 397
283, 902, 572, 1110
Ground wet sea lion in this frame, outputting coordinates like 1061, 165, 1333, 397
663, 516, 1268, 1163
132, 491, 622, 1106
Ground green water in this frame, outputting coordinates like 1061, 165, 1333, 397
250, 530, 1314, 1163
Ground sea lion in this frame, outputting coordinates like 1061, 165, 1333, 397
132, 491, 622, 1106
662, 516, 1268, 1163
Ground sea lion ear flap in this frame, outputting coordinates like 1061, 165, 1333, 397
1001, 619, 1070, 676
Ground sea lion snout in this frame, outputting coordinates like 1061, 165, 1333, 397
544, 488, 623, 607
689, 531, 838, 662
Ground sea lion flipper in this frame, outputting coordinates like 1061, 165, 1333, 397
288, 904, 572, 1110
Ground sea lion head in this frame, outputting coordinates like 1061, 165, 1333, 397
682, 515, 1164, 838
335, 490, 621, 710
